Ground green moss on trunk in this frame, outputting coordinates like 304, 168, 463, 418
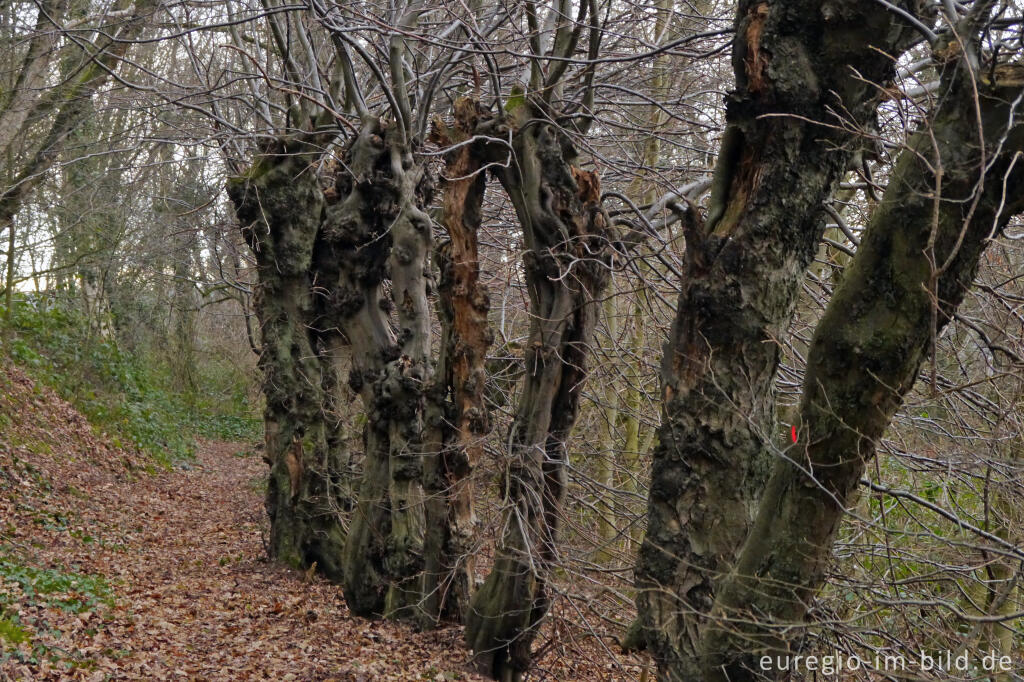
635, 1, 928, 677
227, 137, 350, 582
697, 70, 1024, 681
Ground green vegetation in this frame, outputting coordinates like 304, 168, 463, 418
2, 299, 259, 466
0, 553, 115, 667
0, 617, 29, 647
0, 557, 113, 615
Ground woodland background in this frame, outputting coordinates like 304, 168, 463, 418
1, 0, 1024, 680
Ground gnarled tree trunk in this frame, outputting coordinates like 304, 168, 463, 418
422, 98, 494, 624
634, 0, 926, 677
465, 106, 613, 681
227, 138, 349, 580
698, 66, 1024, 681
321, 119, 436, 621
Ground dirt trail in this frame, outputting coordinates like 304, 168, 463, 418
1, 440, 485, 681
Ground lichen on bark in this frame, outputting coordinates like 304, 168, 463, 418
697, 67, 1024, 681
227, 136, 350, 581
634, 0, 929, 678
317, 118, 438, 621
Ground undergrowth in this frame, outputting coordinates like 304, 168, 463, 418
1, 298, 260, 466
0, 554, 114, 668
0, 558, 113, 615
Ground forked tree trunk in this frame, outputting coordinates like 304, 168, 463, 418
633, 1, 925, 676
465, 105, 613, 681
697, 68, 1024, 681
227, 138, 349, 580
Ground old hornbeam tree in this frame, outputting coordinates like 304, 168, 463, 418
222, 7, 368, 585
634, 0, 927, 673
227, 136, 350, 580
636, 1, 1024, 680
329, 116, 437, 621
699, 47, 1024, 682
423, 97, 495, 624
465, 81, 614, 682
226, 1, 484, 622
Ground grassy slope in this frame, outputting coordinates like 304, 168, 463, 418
3, 302, 259, 466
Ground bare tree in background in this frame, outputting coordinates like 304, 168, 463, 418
0, 0, 154, 323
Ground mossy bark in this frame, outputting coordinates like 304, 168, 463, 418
227, 138, 350, 580
319, 119, 436, 621
634, 1, 927, 678
465, 108, 613, 681
697, 69, 1024, 681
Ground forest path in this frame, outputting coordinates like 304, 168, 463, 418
1, 440, 484, 681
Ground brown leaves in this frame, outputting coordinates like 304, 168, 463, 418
0, 360, 644, 681
0, 364, 487, 681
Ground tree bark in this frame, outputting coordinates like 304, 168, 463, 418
697, 67, 1024, 681
634, 1, 927, 677
227, 137, 349, 580
422, 98, 494, 624
320, 119, 436, 621
465, 102, 613, 681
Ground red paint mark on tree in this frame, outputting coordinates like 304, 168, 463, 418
791, 425, 797, 443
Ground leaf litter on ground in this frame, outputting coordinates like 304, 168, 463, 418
0, 363, 646, 681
